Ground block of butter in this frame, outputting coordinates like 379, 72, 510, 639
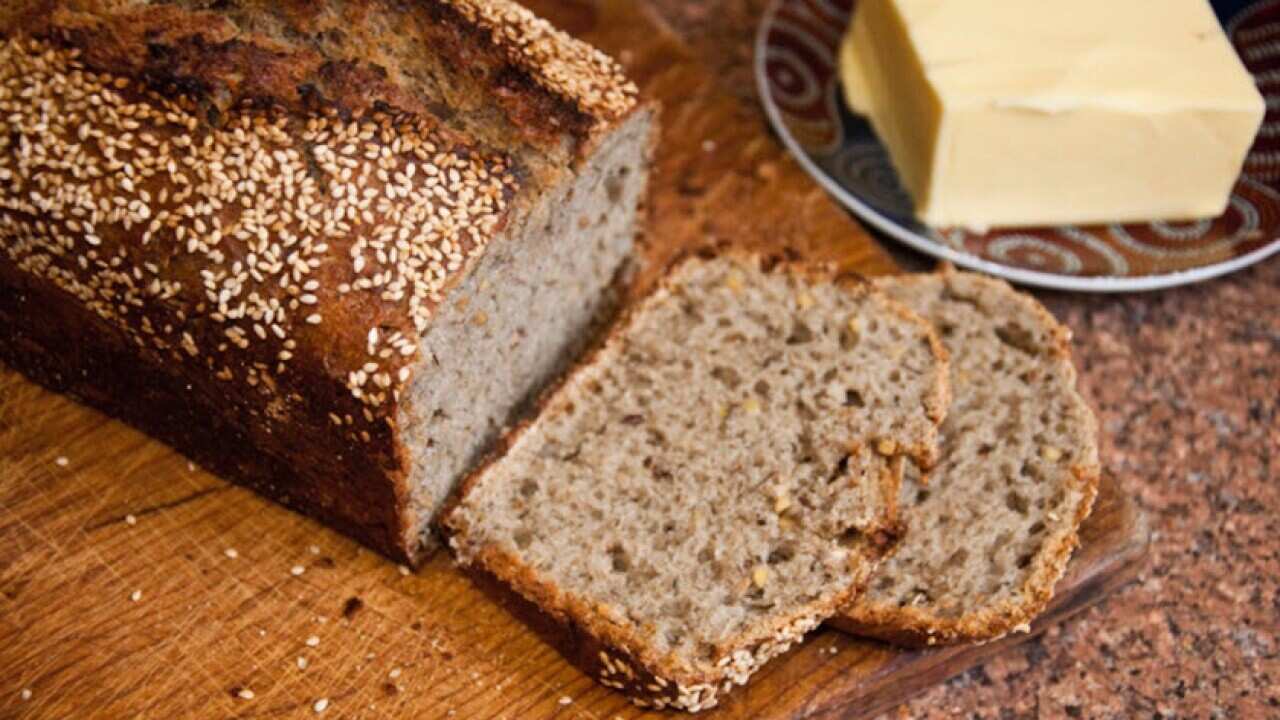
840, 0, 1266, 230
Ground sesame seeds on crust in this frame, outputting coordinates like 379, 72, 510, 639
447, 0, 639, 128
0, 39, 517, 426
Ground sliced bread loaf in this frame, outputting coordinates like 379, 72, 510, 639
0, 0, 654, 565
442, 253, 949, 711
832, 269, 1100, 646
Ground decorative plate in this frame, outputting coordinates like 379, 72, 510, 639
756, 0, 1280, 291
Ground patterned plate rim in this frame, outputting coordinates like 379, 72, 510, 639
753, 0, 1280, 293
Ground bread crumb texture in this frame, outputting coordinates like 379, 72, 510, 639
837, 270, 1100, 645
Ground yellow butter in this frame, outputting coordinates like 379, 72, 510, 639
840, 0, 1265, 230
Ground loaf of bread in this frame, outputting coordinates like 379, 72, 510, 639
443, 253, 949, 711
833, 269, 1100, 646
0, 0, 656, 565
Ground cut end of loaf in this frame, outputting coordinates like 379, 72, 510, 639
399, 108, 656, 561
443, 252, 949, 709
834, 269, 1100, 647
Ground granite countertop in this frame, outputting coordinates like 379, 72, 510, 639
643, 1, 1280, 717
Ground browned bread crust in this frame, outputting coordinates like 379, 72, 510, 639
0, 1, 645, 565
1, 0, 639, 160
441, 252, 948, 711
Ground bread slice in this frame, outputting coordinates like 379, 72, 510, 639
442, 253, 949, 711
832, 269, 1100, 646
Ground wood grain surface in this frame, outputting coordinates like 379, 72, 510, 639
0, 2, 1146, 718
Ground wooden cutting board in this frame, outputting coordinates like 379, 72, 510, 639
0, 2, 1147, 718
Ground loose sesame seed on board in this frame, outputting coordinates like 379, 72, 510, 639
0, 38, 518, 440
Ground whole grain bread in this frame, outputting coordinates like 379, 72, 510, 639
832, 269, 1100, 646
442, 253, 949, 711
0, 0, 656, 565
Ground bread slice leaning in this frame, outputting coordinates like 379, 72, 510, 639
832, 268, 1100, 647
442, 253, 949, 711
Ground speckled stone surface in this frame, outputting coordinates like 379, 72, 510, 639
646, 1, 1280, 717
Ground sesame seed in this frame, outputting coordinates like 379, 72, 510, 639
224, 548, 239, 559
558, 697, 572, 706
309, 545, 320, 555
236, 688, 255, 700
20, 689, 31, 701
55, 456, 69, 467
130, 589, 142, 602
306, 635, 320, 647
397, 565, 411, 576
125, 514, 137, 526
388, 668, 402, 679
313, 698, 329, 713
297, 656, 309, 670
291, 565, 306, 577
